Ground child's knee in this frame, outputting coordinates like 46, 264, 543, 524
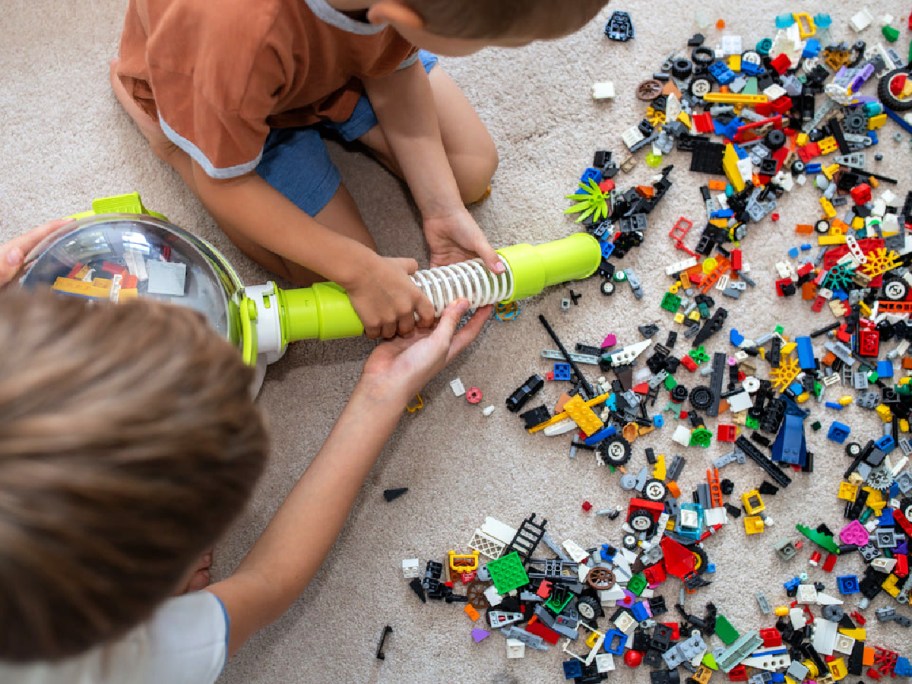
456, 144, 499, 205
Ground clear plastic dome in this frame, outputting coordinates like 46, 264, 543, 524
19, 215, 244, 346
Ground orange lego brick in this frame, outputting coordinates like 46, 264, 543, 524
464, 604, 480, 621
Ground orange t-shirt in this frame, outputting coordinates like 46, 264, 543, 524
116, 0, 417, 179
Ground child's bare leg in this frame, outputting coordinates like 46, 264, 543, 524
358, 67, 499, 205
110, 60, 375, 287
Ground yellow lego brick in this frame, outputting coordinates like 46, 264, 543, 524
727, 54, 741, 72
828, 658, 847, 681
858, 301, 872, 317
744, 515, 765, 535
669, 283, 681, 294
818, 234, 847, 246
703, 92, 769, 105
868, 113, 887, 130
52, 277, 114, 300
792, 12, 816, 38
560, 395, 605, 437
837, 396, 853, 406
780, 342, 796, 356
882, 574, 901, 597
709, 219, 729, 228
796, 132, 809, 146
875, 404, 893, 423
851, 215, 866, 230
688, 310, 702, 322
837, 481, 859, 502
900, 418, 910, 433
862, 487, 886, 514
820, 197, 837, 219
742, 490, 765, 515
653, 454, 667, 480
817, 136, 838, 155
678, 111, 692, 128
674, 313, 686, 324
837, 627, 866, 641
527, 393, 611, 434
822, 163, 841, 180
584, 629, 604, 649
796, 392, 810, 403
722, 144, 746, 192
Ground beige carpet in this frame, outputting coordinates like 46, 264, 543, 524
2, 1, 911, 682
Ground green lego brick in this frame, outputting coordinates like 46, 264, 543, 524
486, 551, 530, 594
661, 292, 682, 313
664, 374, 678, 390
627, 572, 647, 596
714, 615, 740, 645
690, 427, 713, 448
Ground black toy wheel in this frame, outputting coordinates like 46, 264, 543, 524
599, 436, 632, 467
628, 509, 656, 534
882, 278, 908, 301
577, 595, 601, 620
601, 280, 616, 296
879, 68, 912, 112
642, 479, 668, 502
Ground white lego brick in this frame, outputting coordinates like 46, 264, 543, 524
599, 585, 627, 603
789, 607, 807, 629
812, 618, 838, 656
481, 517, 517, 544
482, 405, 495, 417
871, 557, 898, 573
763, 84, 787, 100
402, 558, 420, 578
666, 257, 698, 276
850, 8, 874, 31
484, 584, 504, 607
449, 378, 466, 397
814, 592, 843, 606
704, 507, 729, 526
505, 638, 525, 659
563, 539, 590, 563
596, 653, 616, 673
622, 126, 645, 150
720, 34, 743, 55
728, 390, 754, 413
672, 425, 693, 446
592, 81, 616, 100
796, 584, 818, 604
544, 419, 578, 436
833, 633, 856, 655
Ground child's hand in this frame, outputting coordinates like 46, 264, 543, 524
0, 219, 70, 287
423, 208, 505, 273
345, 254, 437, 339
360, 299, 490, 404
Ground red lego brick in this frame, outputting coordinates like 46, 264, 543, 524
728, 664, 749, 681
731, 248, 743, 271
822, 552, 838, 573
770, 53, 792, 74
851, 183, 872, 205
643, 562, 667, 586
525, 618, 561, 645
760, 627, 783, 647
680, 355, 698, 372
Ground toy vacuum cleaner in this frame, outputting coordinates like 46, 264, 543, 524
19, 193, 602, 389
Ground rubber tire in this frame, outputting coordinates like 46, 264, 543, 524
879, 68, 912, 112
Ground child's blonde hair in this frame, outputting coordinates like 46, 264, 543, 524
406, 0, 610, 40
0, 290, 268, 662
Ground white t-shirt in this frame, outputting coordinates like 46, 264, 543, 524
0, 591, 228, 684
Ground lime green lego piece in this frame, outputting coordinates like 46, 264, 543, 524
714, 615, 740, 645
745, 415, 760, 430
702, 651, 719, 670
565, 178, 611, 224
626, 573, 647, 596
689, 427, 713, 448
486, 551, 530, 594
796, 524, 840, 555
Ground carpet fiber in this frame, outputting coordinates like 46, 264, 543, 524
2, 1, 911, 682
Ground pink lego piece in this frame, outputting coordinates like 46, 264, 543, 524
839, 520, 870, 547
601, 333, 618, 349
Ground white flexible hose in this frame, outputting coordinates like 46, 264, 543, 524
411, 258, 513, 316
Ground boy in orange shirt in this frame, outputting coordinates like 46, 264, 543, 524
112, 0, 610, 339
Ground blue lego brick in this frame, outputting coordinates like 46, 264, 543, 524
584, 425, 617, 447
876, 359, 894, 378
895, 656, 912, 677
867, 130, 878, 146
802, 38, 821, 58
836, 574, 860, 595
563, 659, 584, 679
580, 167, 603, 186
631, 601, 650, 622
775, 14, 795, 28
825, 401, 844, 410
706, 563, 716, 574
733, 144, 749, 160
783, 576, 801, 592
600, 543, 616, 563
805, 163, 823, 174
787, 381, 804, 396
827, 421, 851, 444
711, 209, 735, 219
601, 240, 616, 259
814, 14, 832, 29
796, 336, 815, 370
885, 108, 912, 135
708, 61, 736, 85
603, 628, 627, 655
553, 362, 572, 381
772, 411, 807, 467
730, 329, 745, 346
741, 61, 764, 77
653, 414, 665, 428
788, 247, 800, 259
800, 243, 812, 251
874, 434, 895, 454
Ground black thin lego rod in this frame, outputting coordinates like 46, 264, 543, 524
538, 314, 595, 399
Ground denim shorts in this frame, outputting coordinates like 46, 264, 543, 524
256, 51, 439, 216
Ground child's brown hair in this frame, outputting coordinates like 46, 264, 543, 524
0, 290, 268, 662
406, 0, 610, 40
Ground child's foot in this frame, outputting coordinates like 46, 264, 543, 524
468, 184, 492, 206
109, 59, 179, 160
178, 550, 214, 594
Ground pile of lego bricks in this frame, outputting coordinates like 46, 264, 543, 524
401, 10, 912, 684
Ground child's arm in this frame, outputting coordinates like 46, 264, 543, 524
363, 63, 503, 273
207, 299, 489, 656
0, 219, 70, 286
189, 167, 436, 338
